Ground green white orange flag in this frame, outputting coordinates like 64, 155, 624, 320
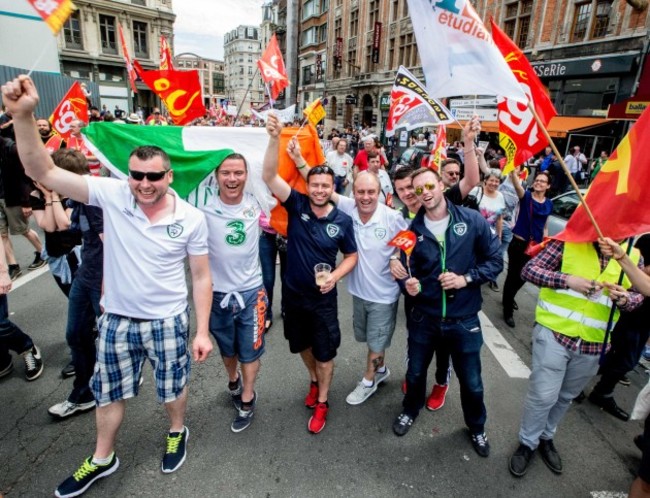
27, 0, 75, 34
491, 19, 557, 175
555, 106, 650, 242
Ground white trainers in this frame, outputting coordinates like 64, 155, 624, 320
346, 380, 377, 405
48, 400, 96, 419
375, 367, 391, 385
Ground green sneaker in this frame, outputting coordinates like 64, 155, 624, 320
55, 454, 119, 497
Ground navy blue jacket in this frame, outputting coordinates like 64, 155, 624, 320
401, 202, 503, 319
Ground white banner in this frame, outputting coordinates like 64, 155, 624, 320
250, 105, 296, 123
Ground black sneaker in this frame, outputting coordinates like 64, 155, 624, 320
228, 375, 242, 409
8, 264, 22, 281
392, 413, 414, 436
0, 359, 13, 378
23, 345, 43, 381
471, 431, 490, 457
161, 426, 188, 473
539, 438, 562, 474
55, 453, 119, 498
231, 392, 256, 433
28, 252, 46, 270
61, 361, 75, 378
509, 443, 535, 477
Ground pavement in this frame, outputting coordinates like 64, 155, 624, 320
0, 232, 647, 498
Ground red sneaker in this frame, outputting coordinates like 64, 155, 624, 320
426, 384, 449, 411
308, 402, 328, 434
305, 382, 319, 408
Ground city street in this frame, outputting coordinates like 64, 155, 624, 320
0, 230, 646, 498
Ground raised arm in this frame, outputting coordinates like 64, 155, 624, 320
509, 167, 526, 199
287, 136, 340, 205
262, 113, 291, 203
476, 146, 490, 176
1, 76, 89, 203
458, 115, 481, 198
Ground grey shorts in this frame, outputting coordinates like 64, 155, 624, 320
352, 296, 398, 353
0, 200, 29, 236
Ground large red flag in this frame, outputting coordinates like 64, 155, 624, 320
133, 61, 205, 125
491, 19, 557, 175
49, 82, 88, 140
257, 34, 289, 101
556, 107, 650, 242
118, 24, 138, 93
27, 0, 75, 34
160, 35, 174, 70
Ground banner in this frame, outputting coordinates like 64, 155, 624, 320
385, 66, 454, 137
27, 0, 75, 34
160, 35, 174, 71
491, 19, 557, 175
372, 22, 382, 64
118, 24, 138, 94
257, 34, 289, 101
134, 61, 205, 125
406, 0, 526, 102
49, 82, 88, 141
251, 105, 296, 123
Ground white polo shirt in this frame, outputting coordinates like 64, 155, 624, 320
196, 188, 263, 293
337, 196, 408, 304
325, 150, 353, 178
86, 176, 208, 319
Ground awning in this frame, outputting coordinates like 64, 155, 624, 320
448, 116, 612, 137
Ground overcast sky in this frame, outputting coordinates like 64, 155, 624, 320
173, 0, 264, 60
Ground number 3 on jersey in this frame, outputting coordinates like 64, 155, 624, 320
225, 220, 246, 246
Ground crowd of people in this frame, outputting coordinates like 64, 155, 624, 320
2, 74, 650, 498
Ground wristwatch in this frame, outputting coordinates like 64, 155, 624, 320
463, 273, 473, 284
390, 255, 400, 261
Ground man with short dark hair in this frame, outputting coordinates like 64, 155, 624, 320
263, 113, 357, 434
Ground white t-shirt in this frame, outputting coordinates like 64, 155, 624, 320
325, 150, 353, 178
377, 169, 394, 205
470, 187, 505, 228
337, 196, 408, 303
86, 176, 208, 319
197, 188, 263, 293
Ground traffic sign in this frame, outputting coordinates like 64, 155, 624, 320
451, 108, 498, 121
450, 97, 498, 108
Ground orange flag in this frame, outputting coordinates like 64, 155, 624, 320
27, 0, 75, 34
257, 34, 289, 101
160, 35, 174, 70
134, 61, 205, 125
118, 24, 138, 94
49, 82, 88, 141
269, 124, 325, 236
491, 19, 557, 175
556, 106, 650, 242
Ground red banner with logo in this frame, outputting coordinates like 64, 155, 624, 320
27, 0, 75, 34
257, 34, 289, 101
49, 82, 88, 140
160, 35, 174, 70
118, 24, 138, 94
134, 61, 205, 125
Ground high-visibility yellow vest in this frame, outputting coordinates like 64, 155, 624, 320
535, 242, 640, 343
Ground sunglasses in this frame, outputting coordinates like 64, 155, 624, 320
445, 171, 460, 177
308, 165, 334, 177
414, 183, 436, 196
129, 169, 169, 182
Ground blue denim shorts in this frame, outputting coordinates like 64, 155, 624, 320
209, 286, 267, 363
91, 309, 190, 407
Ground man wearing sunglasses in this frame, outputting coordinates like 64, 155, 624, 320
263, 113, 358, 434
392, 167, 502, 459
2, 75, 213, 498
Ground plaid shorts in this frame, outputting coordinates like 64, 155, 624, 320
91, 309, 190, 407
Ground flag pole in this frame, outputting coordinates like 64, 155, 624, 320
527, 101, 604, 239
234, 66, 260, 123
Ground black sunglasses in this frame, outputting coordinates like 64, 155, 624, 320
129, 169, 169, 182
307, 165, 334, 178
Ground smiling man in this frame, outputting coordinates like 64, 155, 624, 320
2, 75, 213, 498
263, 113, 357, 434
196, 152, 267, 433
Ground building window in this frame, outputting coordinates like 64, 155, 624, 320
399, 33, 416, 67
132, 21, 148, 58
369, 0, 380, 26
302, 65, 314, 85
503, 0, 532, 48
131, 0, 146, 5
389, 36, 396, 69
303, 0, 318, 20
320, 23, 328, 43
99, 15, 117, 55
350, 8, 359, 35
571, 0, 612, 41
571, 2, 592, 42
301, 26, 318, 46
63, 11, 83, 50
591, 0, 612, 38
392, 0, 399, 21
321, 0, 329, 12
347, 44, 358, 76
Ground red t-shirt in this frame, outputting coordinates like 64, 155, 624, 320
353, 149, 387, 171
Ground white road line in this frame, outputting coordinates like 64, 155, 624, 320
9, 266, 49, 292
479, 311, 531, 379
590, 492, 628, 498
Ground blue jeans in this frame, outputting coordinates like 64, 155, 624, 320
0, 294, 32, 367
403, 309, 486, 433
66, 278, 102, 403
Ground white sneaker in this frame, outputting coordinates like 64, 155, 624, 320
346, 380, 377, 405
375, 367, 391, 385
48, 400, 96, 419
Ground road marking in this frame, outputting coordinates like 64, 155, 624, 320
9, 266, 49, 292
590, 492, 628, 498
479, 311, 531, 379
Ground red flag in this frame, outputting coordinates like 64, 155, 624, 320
118, 24, 138, 93
257, 34, 289, 101
49, 82, 88, 141
160, 35, 174, 71
133, 61, 205, 125
556, 107, 650, 243
428, 125, 447, 171
388, 230, 417, 257
27, 0, 75, 34
491, 19, 557, 175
